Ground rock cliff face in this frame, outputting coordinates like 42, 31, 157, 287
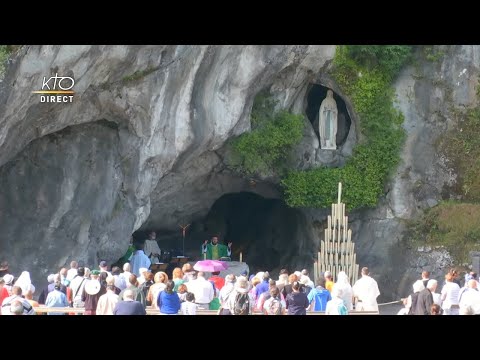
1, 45, 478, 301
0, 45, 335, 287
351, 45, 480, 300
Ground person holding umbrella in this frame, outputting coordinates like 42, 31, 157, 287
201, 236, 232, 260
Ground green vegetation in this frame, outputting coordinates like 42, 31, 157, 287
410, 201, 480, 263
282, 45, 413, 210
423, 46, 446, 63
122, 66, 158, 84
437, 105, 480, 201
229, 92, 304, 176
0, 45, 9, 76
0, 45, 22, 77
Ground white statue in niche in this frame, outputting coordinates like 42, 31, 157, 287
319, 89, 338, 150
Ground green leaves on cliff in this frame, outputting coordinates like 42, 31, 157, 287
0, 45, 21, 77
438, 106, 480, 201
229, 92, 304, 176
0, 46, 8, 76
410, 201, 480, 263
343, 45, 413, 76
282, 45, 412, 210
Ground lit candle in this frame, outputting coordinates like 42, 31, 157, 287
240, 252, 243, 263
338, 182, 342, 204
203, 253, 206, 260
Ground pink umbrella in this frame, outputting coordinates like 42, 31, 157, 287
193, 260, 229, 272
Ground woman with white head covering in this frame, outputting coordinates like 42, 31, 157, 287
14, 271, 32, 295
325, 284, 348, 315
335, 271, 353, 311
398, 280, 424, 315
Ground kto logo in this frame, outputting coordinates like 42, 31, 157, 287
32, 73, 75, 103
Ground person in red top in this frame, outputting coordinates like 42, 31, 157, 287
0, 277, 11, 309
209, 272, 225, 291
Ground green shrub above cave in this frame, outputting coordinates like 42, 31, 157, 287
282, 45, 412, 210
228, 92, 304, 176
229, 46, 412, 211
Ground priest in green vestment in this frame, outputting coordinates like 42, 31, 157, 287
116, 236, 135, 267
201, 236, 232, 260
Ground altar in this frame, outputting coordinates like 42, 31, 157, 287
150, 256, 190, 275
187, 260, 249, 278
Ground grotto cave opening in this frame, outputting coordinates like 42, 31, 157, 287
137, 191, 314, 276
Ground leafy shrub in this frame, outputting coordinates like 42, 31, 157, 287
282, 45, 412, 210
230, 105, 304, 176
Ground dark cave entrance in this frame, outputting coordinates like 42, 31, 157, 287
200, 192, 307, 274
133, 191, 313, 275
305, 84, 351, 147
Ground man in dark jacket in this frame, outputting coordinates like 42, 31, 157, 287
414, 281, 434, 315
113, 289, 146, 315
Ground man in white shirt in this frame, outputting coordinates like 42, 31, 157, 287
440, 272, 461, 315
185, 271, 214, 309
419, 270, 431, 289
352, 267, 380, 312
70, 267, 87, 308
96, 284, 119, 315
459, 279, 480, 315
66, 261, 79, 281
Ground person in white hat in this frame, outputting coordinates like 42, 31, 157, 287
82, 270, 105, 315
2, 274, 14, 296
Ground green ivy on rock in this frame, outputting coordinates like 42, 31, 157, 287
282, 45, 412, 210
229, 92, 304, 176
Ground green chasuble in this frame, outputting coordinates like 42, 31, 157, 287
204, 243, 229, 260
120, 245, 135, 262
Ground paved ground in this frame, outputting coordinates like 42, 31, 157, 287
378, 303, 404, 315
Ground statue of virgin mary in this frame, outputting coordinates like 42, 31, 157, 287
319, 89, 338, 150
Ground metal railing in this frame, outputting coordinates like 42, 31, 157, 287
31, 306, 378, 315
